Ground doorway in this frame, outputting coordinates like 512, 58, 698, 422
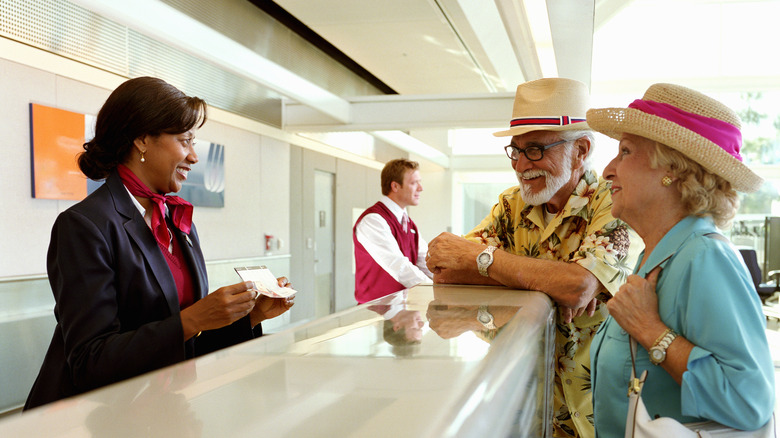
313, 170, 335, 317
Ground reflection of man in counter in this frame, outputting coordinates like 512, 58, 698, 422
368, 292, 425, 356
426, 302, 517, 342
353, 159, 433, 304
425, 78, 639, 438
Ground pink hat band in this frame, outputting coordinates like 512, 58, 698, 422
629, 99, 743, 162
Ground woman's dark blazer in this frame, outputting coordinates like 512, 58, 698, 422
24, 170, 260, 410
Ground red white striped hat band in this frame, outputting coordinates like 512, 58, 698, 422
494, 78, 591, 138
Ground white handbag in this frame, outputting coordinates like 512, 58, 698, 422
626, 337, 775, 438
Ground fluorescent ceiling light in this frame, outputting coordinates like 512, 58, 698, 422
454, 0, 525, 89
297, 132, 376, 158
371, 131, 450, 167
523, 0, 558, 78
69, 0, 351, 123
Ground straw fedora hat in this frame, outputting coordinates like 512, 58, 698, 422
586, 83, 763, 193
493, 78, 591, 137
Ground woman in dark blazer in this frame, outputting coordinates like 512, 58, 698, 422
25, 77, 293, 410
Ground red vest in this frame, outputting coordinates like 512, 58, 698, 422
353, 202, 419, 303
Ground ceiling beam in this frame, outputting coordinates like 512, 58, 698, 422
548, 0, 595, 89
494, 0, 544, 81
284, 92, 516, 132
594, 0, 634, 30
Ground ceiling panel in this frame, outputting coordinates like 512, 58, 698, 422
272, 0, 499, 94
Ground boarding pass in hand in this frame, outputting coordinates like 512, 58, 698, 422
234, 266, 297, 299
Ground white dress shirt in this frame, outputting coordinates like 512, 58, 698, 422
355, 196, 433, 288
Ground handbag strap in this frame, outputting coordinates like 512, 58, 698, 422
628, 337, 644, 396
627, 254, 673, 396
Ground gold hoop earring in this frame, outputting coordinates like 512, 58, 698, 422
140, 150, 146, 163
662, 176, 673, 187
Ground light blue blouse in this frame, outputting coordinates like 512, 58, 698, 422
591, 216, 775, 437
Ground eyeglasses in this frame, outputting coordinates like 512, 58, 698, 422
504, 139, 568, 162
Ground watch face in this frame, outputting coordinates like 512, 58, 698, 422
478, 253, 489, 264
478, 314, 490, 324
650, 348, 665, 363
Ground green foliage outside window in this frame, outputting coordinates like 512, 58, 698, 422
735, 92, 779, 215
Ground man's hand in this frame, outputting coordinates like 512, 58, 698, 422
426, 304, 484, 338
426, 232, 481, 272
559, 297, 599, 323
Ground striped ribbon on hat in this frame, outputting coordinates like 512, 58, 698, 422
509, 116, 586, 128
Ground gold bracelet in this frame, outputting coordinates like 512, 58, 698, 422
651, 328, 672, 348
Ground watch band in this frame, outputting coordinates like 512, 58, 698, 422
477, 305, 497, 329
477, 246, 497, 277
649, 329, 677, 365
652, 328, 673, 348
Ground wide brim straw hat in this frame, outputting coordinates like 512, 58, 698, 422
587, 83, 763, 193
493, 78, 591, 137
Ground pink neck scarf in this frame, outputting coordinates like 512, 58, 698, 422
117, 165, 193, 248
628, 99, 743, 161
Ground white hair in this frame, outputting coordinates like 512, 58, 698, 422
559, 129, 594, 169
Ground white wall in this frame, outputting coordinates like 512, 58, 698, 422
410, 166, 452, 243
0, 57, 292, 279
0, 49, 454, 305
192, 125, 290, 262
0, 61, 111, 277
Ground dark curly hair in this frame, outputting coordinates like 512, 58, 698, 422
78, 77, 207, 180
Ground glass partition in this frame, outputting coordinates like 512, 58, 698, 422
0, 284, 555, 437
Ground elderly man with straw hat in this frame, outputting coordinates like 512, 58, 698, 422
426, 78, 640, 438
586, 84, 774, 436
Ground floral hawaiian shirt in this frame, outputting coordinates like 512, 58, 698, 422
464, 170, 640, 438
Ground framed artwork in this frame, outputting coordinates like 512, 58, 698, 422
177, 139, 225, 207
29, 103, 92, 199
29, 103, 225, 207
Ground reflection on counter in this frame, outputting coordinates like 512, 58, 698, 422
84, 362, 202, 438
367, 291, 425, 356
0, 284, 555, 437
427, 300, 518, 342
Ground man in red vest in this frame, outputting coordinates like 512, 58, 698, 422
353, 159, 433, 304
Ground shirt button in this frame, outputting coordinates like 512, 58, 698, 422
621, 329, 627, 336
574, 412, 580, 418
566, 379, 572, 385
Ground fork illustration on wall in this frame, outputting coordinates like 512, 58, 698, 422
204, 142, 225, 193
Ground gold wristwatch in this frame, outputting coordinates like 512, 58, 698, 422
649, 329, 677, 365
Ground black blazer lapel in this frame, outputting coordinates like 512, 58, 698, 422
106, 172, 181, 316
171, 222, 209, 300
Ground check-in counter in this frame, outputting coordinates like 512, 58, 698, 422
0, 284, 555, 437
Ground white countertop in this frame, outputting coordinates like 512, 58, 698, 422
0, 284, 555, 437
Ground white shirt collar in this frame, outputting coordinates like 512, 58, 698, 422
123, 184, 168, 217
380, 196, 406, 223
124, 184, 146, 216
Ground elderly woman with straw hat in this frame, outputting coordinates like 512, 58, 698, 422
586, 83, 775, 436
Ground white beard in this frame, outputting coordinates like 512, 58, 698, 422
516, 149, 573, 206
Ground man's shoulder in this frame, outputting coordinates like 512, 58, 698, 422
573, 171, 615, 206
495, 185, 525, 205
362, 201, 392, 217
355, 202, 393, 228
